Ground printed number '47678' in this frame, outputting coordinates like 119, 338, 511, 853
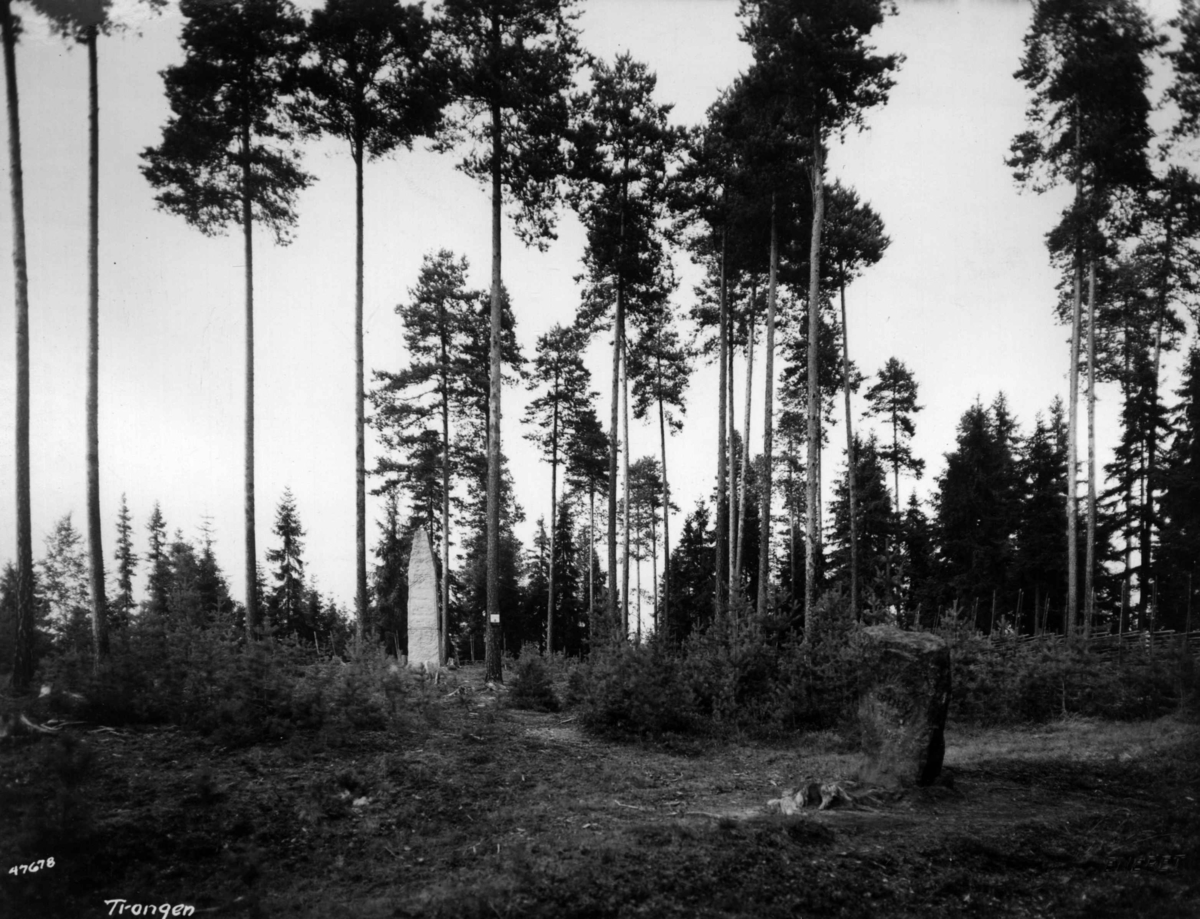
8, 858, 55, 875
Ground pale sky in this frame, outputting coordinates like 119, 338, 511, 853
0, 0, 1190, 609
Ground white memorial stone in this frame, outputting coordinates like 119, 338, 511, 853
407, 527, 440, 668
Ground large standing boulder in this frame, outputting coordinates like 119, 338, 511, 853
857, 626, 951, 788
407, 527, 441, 670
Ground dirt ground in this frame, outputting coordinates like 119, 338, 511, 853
2, 666, 1198, 919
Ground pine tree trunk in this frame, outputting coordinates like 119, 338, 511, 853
609, 229, 624, 641
728, 316, 738, 596
242, 122, 258, 640
622, 336, 631, 637
758, 193, 779, 620
588, 481, 595, 640
1085, 259, 1096, 638
1143, 297, 1168, 625
635, 534, 642, 641
85, 27, 107, 667
1143, 191, 1175, 627
4, 0, 35, 692
1065, 112, 1081, 638
548, 376, 559, 654
485, 95, 503, 682
714, 226, 728, 619
840, 278, 858, 622
892, 410, 900, 614
440, 324, 451, 663
354, 145, 368, 652
804, 139, 825, 636
657, 364, 671, 636
736, 296, 755, 584
650, 505, 659, 635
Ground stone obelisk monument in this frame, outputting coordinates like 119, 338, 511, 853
407, 527, 441, 668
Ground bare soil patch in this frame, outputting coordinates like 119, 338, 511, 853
2, 666, 1197, 918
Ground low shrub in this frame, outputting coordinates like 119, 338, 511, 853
571, 640, 698, 738
944, 629, 1199, 725
36, 616, 430, 746
508, 646, 559, 713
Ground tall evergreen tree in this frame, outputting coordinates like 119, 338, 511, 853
39, 515, 90, 650
713, 65, 796, 623
111, 494, 137, 630
144, 503, 171, 620
898, 493, 937, 627
828, 433, 893, 614
551, 498, 585, 654
1158, 346, 1200, 631
524, 324, 591, 653
1009, 0, 1160, 635
935, 398, 1022, 629
665, 500, 715, 644
739, 0, 900, 628
564, 403, 608, 637
372, 249, 478, 657
3, 0, 35, 692
571, 52, 677, 639
1014, 400, 1070, 635
627, 455, 665, 637
141, 0, 311, 638
296, 0, 445, 648
372, 491, 409, 655
672, 97, 762, 616
31, 0, 162, 667
823, 181, 888, 618
266, 488, 306, 635
628, 304, 690, 633
440, 0, 581, 681
863, 356, 924, 610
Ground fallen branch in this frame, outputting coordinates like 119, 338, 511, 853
0, 713, 63, 739
613, 800, 647, 811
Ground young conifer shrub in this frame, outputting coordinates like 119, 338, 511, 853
508, 645, 559, 712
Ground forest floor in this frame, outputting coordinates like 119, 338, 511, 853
2, 665, 1199, 919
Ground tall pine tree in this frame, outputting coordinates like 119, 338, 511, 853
440, 0, 581, 681
141, 0, 311, 638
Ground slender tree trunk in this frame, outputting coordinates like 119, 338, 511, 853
656, 362, 671, 635
1065, 112, 1081, 637
353, 145, 368, 652
440, 325, 451, 663
714, 227, 729, 620
728, 316, 738, 593
588, 481, 595, 641
1143, 192, 1175, 627
734, 290, 753, 583
608, 228, 624, 641
85, 27, 107, 667
242, 123, 258, 639
485, 94, 503, 682
804, 137, 825, 636
891, 409, 900, 613
4, 0, 34, 691
548, 376, 559, 654
622, 336, 631, 637
787, 429, 797, 604
758, 193, 779, 620
1085, 259, 1096, 638
1143, 303, 1168, 624
650, 506, 659, 635
840, 277, 858, 621
736, 299, 755, 583
635, 533, 642, 641
1122, 329, 1133, 635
